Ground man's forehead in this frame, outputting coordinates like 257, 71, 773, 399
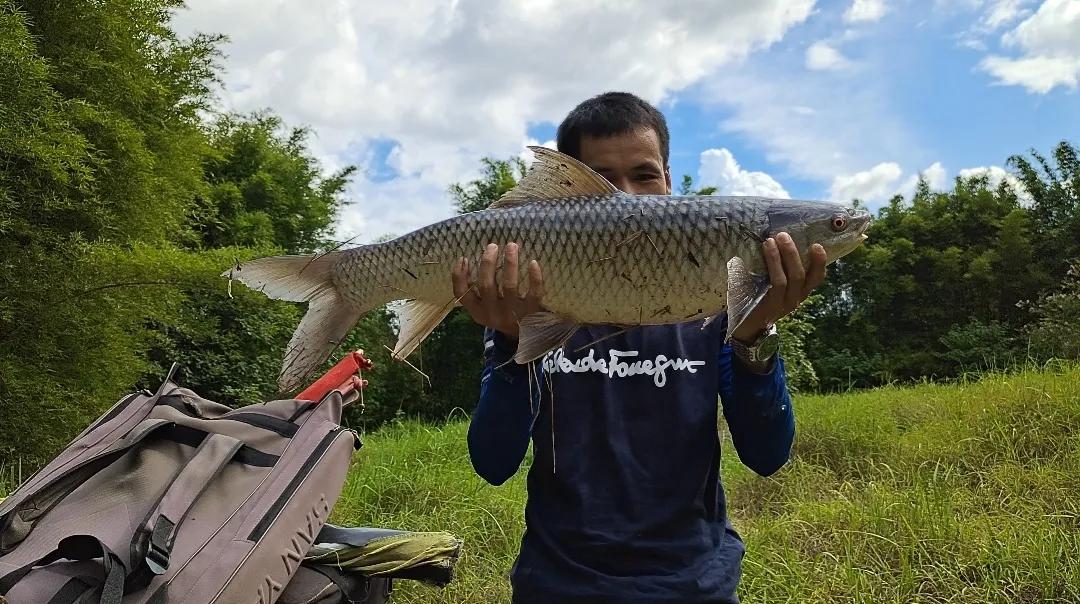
578, 127, 664, 168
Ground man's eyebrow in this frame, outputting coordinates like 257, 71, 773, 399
631, 162, 662, 172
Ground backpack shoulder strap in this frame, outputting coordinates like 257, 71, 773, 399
0, 535, 125, 604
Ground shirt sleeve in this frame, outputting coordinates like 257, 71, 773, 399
466, 328, 542, 486
716, 332, 796, 477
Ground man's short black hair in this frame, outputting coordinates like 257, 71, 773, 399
556, 92, 670, 166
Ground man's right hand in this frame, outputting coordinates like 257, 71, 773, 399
452, 242, 546, 340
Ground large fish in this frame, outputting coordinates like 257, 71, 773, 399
227, 147, 871, 392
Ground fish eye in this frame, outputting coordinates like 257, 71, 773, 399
831, 215, 847, 231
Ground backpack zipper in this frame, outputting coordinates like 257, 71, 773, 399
246, 427, 345, 542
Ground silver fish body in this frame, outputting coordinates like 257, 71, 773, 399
228, 147, 870, 392
337, 194, 838, 325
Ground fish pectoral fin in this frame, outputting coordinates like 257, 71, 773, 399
489, 146, 619, 208
725, 257, 772, 342
391, 299, 455, 361
513, 312, 580, 364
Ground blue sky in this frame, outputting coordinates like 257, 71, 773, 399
173, 0, 1080, 241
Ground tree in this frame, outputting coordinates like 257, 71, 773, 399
0, 1, 221, 464
192, 112, 357, 253
139, 111, 365, 411
1025, 260, 1080, 363
448, 156, 526, 213
806, 141, 1078, 389
1008, 141, 1080, 281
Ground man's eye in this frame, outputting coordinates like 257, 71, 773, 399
636, 173, 659, 181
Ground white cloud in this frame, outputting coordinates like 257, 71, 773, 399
958, 165, 1019, 189
171, 0, 815, 241
699, 65, 921, 187
982, 0, 1035, 29
844, 0, 887, 23
896, 161, 948, 197
981, 54, 1080, 93
958, 165, 1034, 203
827, 160, 1034, 208
979, 0, 1080, 93
697, 148, 790, 198
829, 162, 903, 202
921, 162, 949, 190
805, 41, 851, 70
954, 0, 1036, 51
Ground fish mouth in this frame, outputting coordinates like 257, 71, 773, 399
856, 213, 872, 240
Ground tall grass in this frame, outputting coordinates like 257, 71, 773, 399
332, 365, 1080, 603
0, 458, 25, 499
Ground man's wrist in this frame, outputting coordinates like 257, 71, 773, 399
733, 350, 775, 374
729, 324, 779, 374
490, 329, 519, 354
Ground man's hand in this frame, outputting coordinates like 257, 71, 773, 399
452, 242, 546, 339
730, 232, 827, 343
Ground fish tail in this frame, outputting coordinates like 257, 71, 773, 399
223, 252, 364, 394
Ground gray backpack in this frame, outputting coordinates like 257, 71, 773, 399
0, 364, 361, 603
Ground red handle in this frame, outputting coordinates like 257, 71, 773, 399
295, 350, 373, 403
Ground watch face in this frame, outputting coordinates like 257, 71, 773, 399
759, 334, 780, 359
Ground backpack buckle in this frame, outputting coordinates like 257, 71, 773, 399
145, 517, 175, 575
145, 541, 169, 575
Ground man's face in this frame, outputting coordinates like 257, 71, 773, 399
577, 127, 671, 195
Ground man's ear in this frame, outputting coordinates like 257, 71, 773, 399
664, 165, 672, 195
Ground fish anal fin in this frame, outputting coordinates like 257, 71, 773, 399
513, 311, 580, 364
391, 299, 455, 361
725, 257, 771, 341
490, 146, 619, 208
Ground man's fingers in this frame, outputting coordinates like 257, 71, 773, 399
777, 233, 805, 310
803, 244, 827, 297
752, 238, 785, 325
452, 257, 482, 316
451, 256, 470, 297
501, 242, 520, 300
524, 259, 545, 309
477, 243, 499, 301
764, 238, 787, 290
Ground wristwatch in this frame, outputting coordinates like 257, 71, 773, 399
730, 323, 780, 368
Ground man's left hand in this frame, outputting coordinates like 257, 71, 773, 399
730, 232, 827, 343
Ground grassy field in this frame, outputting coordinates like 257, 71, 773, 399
330, 365, 1080, 603
1, 366, 1076, 602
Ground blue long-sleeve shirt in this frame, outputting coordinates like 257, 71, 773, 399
467, 315, 795, 603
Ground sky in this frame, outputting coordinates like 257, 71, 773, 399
171, 0, 1080, 243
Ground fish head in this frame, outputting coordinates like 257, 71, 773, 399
765, 200, 872, 264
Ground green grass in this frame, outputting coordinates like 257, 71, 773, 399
2, 366, 1076, 602
331, 365, 1080, 603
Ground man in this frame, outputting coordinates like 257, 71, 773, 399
452, 92, 826, 603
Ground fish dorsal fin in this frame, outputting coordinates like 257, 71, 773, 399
490, 146, 619, 208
